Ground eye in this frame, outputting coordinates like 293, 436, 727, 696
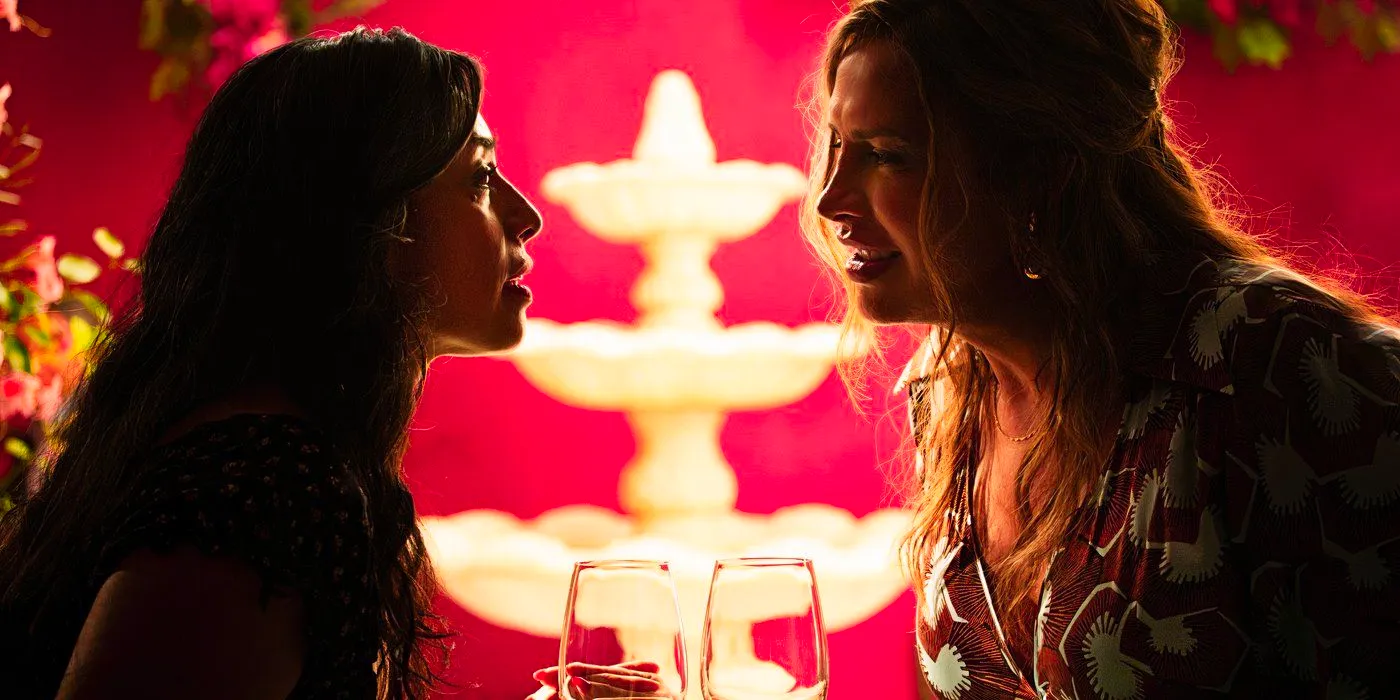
869, 149, 901, 166
829, 133, 843, 151
474, 163, 498, 192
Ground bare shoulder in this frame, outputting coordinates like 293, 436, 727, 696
57, 545, 306, 700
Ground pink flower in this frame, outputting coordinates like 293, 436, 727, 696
205, 15, 289, 88
1210, 0, 1239, 24
22, 236, 65, 304
200, 0, 279, 24
34, 371, 63, 422
43, 314, 73, 356
1, 0, 19, 33
1, 372, 41, 421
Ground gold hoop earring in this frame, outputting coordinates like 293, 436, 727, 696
1021, 213, 1044, 281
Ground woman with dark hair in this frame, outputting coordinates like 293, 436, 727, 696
804, 0, 1399, 697
0, 27, 541, 699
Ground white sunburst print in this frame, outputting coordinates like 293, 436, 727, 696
1188, 305, 1226, 369
1159, 507, 1225, 584
918, 641, 972, 700
1164, 417, 1208, 508
1266, 587, 1319, 680
1129, 473, 1161, 545
1137, 609, 1197, 656
1082, 611, 1149, 700
922, 536, 967, 630
1333, 432, 1400, 510
1187, 290, 1248, 370
1321, 536, 1394, 591
1121, 382, 1172, 440
1299, 336, 1361, 436
1255, 435, 1316, 515
1326, 674, 1371, 700
1341, 545, 1391, 591
1214, 287, 1249, 329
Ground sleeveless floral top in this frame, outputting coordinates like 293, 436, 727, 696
907, 256, 1400, 699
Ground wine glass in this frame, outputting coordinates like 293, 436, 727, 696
559, 560, 687, 700
701, 558, 828, 700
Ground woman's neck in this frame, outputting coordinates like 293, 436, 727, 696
957, 295, 1058, 438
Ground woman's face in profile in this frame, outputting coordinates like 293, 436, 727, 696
816, 41, 1017, 327
403, 116, 543, 357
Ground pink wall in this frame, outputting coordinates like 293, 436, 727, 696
4, 1, 1399, 697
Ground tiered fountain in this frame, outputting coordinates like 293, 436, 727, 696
420, 71, 909, 698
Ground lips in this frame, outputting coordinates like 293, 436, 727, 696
840, 239, 902, 283
506, 257, 534, 283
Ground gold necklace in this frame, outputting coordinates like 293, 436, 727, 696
992, 384, 1041, 443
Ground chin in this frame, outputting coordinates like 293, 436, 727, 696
432, 322, 525, 358
856, 291, 925, 326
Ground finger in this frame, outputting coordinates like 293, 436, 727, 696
568, 676, 593, 700
587, 672, 662, 692
571, 676, 644, 699
532, 667, 561, 687
570, 670, 664, 689
526, 685, 557, 700
564, 661, 661, 677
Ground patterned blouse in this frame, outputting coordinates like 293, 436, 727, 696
908, 255, 1400, 699
5, 414, 382, 699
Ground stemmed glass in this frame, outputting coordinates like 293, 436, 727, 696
700, 558, 828, 700
558, 560, 688, 699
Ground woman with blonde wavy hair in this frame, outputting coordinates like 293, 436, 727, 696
804, 0, 1400, 697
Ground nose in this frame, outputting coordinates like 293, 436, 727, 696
500, 173, 543, 243
815, 156, 862, 228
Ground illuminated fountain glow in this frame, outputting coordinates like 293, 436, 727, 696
420, 71, 910, 698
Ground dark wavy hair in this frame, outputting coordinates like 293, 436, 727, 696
0, 27, 481, 698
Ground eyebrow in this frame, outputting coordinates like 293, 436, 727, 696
833, 126, 913, 145
468, 133, 498, 152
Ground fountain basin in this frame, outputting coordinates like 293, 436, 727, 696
511, 320, 842, 411
542, 161, 807, 244
422, 504, 911, 638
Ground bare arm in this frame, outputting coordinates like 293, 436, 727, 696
56, 545, 306, 700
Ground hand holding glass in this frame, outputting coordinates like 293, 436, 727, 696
548, 560, 687, 700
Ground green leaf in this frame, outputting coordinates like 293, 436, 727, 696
149, 57, 192, 102
56, 255, 101, 284
1237, 17, 1291, 68
70, 315, 96, 354
3, 437, 33, 462
20, 323, 51, 348
139, 0, 168, 49
1164, 0, 1213, 29
0, 284, 12, 315
282, 0, 315, 37
68, 289, 110, 323
92, 227, 125, 258
1376, 10, 1400, 51
12, 287, 40, 321
313, 0, 386, 27
3, 334, 29, 373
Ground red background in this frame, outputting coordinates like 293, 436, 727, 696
3, 1, 1399, 697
